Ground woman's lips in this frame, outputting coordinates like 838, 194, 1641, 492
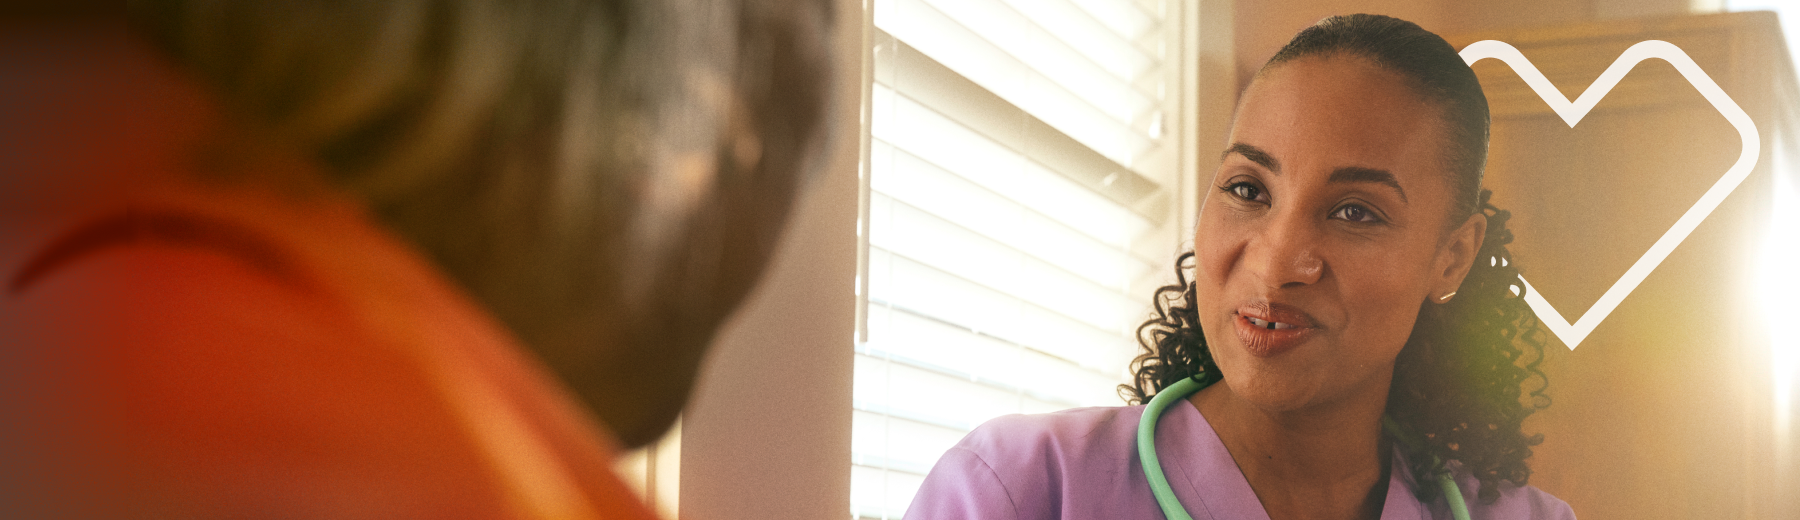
1232, 302, 1318, 358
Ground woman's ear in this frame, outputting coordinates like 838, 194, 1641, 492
1435, 212, 1488, 301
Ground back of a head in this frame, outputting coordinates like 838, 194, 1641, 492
127, 0, 836, 447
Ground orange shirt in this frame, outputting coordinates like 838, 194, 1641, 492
0, 28, 660, 519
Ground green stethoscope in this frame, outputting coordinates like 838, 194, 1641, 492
1136, 376, 1474, 520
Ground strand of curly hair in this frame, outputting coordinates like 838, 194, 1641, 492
1119, 189, 1550, 503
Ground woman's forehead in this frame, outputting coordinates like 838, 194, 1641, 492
1228, 55, 1449, 181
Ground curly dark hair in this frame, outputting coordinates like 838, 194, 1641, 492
1119, 14, 1551, 504
1121, 191, 1549, 503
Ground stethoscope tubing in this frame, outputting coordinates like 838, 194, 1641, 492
1136, 377, 1205, 520
1134, 376, 1473, 520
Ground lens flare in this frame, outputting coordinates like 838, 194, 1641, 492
1760, 171, 1800, 447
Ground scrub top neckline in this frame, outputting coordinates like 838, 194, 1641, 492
1164, 400, 1433, 520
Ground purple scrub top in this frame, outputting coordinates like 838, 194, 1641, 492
903, 403, 1575, 519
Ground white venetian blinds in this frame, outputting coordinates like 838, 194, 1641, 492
852, 0, 1186, 518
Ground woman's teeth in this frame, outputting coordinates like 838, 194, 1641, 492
1247, 317, 1295, 330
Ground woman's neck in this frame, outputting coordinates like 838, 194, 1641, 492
1190, 379, 1393, 520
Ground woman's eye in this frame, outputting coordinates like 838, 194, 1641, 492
1225, 182, 1265, 203
1332, 204, 1381, 223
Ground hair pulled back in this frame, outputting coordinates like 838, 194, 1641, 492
1121, 14, 1549, 503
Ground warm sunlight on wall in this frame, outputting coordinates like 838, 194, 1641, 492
1760, 172, 1798, 454
1449, 11, 1794, 519
1732, 0, 1800, 498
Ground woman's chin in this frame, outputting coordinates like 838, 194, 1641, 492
1219, 374, 1326, 414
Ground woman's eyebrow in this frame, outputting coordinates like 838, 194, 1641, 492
1329, 166, 1408, 203
1221, 143, 1279, 172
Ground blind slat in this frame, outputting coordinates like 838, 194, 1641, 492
857, 340, 1123, 411
1067, 0, 1158, 42
864, 309, 1125, 407
871, 84, 1157, 237
995, 0, 1158, 83
872, 36, 1168, 220
869, 247, 1138, 373
851, 410, 968, 474
877, 0, 1156, 165
854, 355, 1056, 432
851, 464, 926, 520
906, 0, 1157, 122
856, 0, 1176, 517
870, 194, 1144, 334
872, 139, 1157, 279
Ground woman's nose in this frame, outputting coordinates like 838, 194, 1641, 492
1247, 214, 1324, 289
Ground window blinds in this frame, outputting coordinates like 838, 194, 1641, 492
853, 0, 1184, 517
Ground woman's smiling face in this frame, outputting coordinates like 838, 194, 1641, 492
1195, 53, 1485, 413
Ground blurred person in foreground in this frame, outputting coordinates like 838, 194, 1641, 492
0, 1, 832, 517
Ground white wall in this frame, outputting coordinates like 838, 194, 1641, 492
675, 0, 866, 518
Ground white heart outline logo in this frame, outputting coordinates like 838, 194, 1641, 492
1460, 40, 1761, 350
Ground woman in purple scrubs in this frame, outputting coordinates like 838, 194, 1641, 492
906, 14, 1575, 520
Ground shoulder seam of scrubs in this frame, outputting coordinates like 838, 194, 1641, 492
948, 445, 1024, 520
